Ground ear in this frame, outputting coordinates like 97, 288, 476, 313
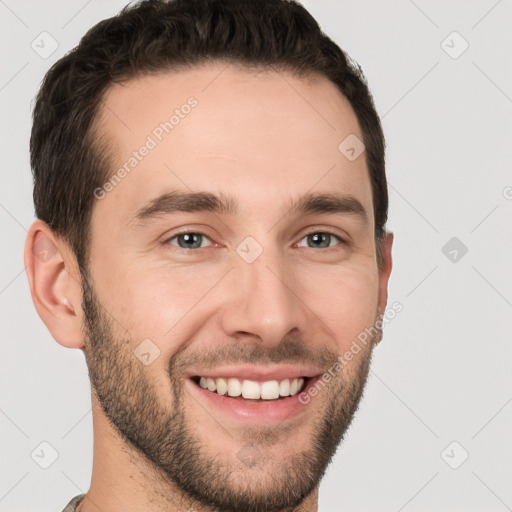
377, 230, 394, 318
24, 220, 85, 349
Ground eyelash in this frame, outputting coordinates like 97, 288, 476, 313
163, 230, 346, 252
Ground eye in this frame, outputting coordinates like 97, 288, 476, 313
296, 231, 344, 249
163, 230, 345, 252
166, 232, 213, 250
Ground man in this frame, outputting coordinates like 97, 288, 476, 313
24, 0, 393, 510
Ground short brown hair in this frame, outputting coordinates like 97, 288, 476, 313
30, 0, 388, 271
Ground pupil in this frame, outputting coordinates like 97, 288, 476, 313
310, 233, 329, 248
180, 233, 201, 248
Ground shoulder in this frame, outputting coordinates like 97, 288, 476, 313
61, 494, 86, 512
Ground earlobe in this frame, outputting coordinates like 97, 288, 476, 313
24, 220, 85, 349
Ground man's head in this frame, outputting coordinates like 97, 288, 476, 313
30, 0, 388, 273
25, 1, 393, 511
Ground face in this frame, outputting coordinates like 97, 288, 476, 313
81, 62, 390, 512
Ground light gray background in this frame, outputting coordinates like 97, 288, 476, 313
1, 1, 511, 511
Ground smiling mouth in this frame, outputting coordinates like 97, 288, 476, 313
191, 376, 308, 401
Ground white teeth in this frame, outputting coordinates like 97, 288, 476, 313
197, 376, 306, 399
242, 380, 261, 399
227, 377, 242, 397
216, 377, 228, 396
290, 378, 304, 396
279, 379, 290, 397
261, 380, 280, 399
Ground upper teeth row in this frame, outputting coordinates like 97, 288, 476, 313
198, 377, 305, 399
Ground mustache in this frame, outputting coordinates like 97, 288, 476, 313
169, 337, 339, 376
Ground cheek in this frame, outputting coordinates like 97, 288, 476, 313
298, 262, 379, 351
94, 262, 226, 348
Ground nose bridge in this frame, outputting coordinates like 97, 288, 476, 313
220, 243, 306, 347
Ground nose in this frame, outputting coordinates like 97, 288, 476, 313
220, 247, 308, 349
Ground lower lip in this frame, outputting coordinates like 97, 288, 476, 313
184, 377, 320, 423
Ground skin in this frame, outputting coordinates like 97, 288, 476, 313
25, 62, 393, 512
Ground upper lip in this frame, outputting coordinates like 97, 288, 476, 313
184, 364, 324, 382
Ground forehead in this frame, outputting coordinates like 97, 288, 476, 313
94, 62, 373, 226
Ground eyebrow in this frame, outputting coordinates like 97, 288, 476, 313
133, 190, 368, 226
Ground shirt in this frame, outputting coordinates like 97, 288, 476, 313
61, 494, 85, 512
